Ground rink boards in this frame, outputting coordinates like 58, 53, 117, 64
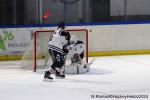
1, 22, 150, 60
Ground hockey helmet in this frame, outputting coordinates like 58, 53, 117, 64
57, 21, 65, 29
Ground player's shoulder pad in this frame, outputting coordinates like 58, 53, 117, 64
60, 31, 68, 36
75, 40, 84, 46
60, 31, 71, 41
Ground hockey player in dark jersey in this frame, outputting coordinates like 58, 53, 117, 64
44, 21, 70, 81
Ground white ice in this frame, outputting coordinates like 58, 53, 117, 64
0, 55, 150, 100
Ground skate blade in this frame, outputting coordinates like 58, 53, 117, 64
43, 78, 53, 82
55, 76, 65, 79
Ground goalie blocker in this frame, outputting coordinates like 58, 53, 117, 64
63, 35, 90, 74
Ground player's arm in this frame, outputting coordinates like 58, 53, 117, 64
61, 31, 71, 54
63, 44, 69, 54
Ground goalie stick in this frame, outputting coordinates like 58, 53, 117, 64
86, 58, 95, 67
84, 58, 95, 72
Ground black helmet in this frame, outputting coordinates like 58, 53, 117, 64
57, 21, 65, 29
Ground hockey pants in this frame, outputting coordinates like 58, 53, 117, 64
48, 49, 65, 71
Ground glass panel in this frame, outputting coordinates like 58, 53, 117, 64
0, 0, 150, 25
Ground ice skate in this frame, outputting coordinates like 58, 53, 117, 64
43, 71, 53, 82
55, 70, 65, 79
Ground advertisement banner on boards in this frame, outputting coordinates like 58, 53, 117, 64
0, 28, 34, 55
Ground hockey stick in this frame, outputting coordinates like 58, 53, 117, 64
85, 58, 95, 71
88, 58, 95, 66
62, 53, 68, 74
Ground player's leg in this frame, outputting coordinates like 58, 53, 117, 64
43, 49, 56, 81
47, 49, 66, 79
43, 70, 53, 81
55, 53, 66, 79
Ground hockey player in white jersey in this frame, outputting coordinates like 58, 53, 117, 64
44, 21, 70, 81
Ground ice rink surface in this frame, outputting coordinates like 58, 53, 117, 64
0, 55, 150, 100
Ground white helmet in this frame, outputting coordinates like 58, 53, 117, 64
70, 35, 78, 43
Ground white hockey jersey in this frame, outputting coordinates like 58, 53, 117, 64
48, 28, 68, 53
